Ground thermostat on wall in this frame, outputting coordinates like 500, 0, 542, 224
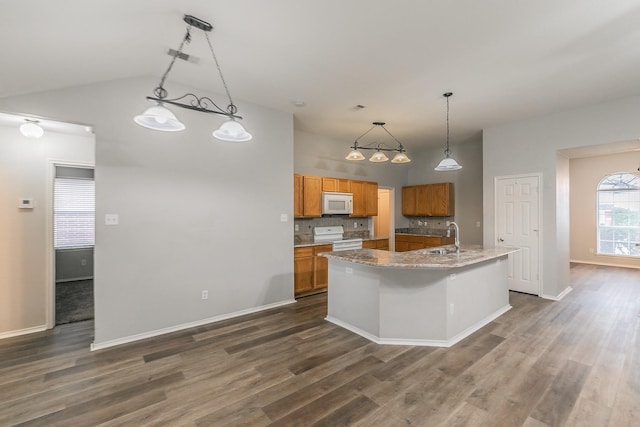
18, 198, 34, 209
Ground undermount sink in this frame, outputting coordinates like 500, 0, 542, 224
419, 247, 461, 255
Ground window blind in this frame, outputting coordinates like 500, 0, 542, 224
54, 176, 95, 249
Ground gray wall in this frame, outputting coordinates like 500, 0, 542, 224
483, 95, 640, 298
56, 248, 94, 282
0, 76, 294, 346
294, 129, 484, 242
0, 124, 94, 336
408, 139, 484, 244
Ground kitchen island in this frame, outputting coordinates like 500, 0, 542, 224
321, 245, 519, 347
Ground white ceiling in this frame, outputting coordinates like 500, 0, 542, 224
2, 0, 640, 151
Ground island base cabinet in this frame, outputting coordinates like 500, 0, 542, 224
325, 257, 511, 347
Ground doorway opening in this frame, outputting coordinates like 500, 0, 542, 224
53, 165, 95, 325
374, 188, 394, 248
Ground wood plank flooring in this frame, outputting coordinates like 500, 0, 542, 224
1, 263, 638, 426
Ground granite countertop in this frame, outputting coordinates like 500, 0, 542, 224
395, 228, 449, 237
294, 236, 389, 248
319, 245, 519, 269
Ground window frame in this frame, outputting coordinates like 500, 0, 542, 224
596, 172, 640, 258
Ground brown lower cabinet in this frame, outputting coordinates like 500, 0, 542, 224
395, 234, 454, 252
362, 239, 390, 250
294, 244, 332, 296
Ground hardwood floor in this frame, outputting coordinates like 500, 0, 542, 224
1, 263, 638, 426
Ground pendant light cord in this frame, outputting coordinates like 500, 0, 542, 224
444, 92, 452, 156
205, 31, 236, 115
155, 27, 192, 100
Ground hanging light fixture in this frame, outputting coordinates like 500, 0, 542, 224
434, 92, 462, 171
134, 15, 252, 142
345, 122, 410, 163
20, 119, 44, 138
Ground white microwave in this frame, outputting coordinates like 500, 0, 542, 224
322, 192, 353, 215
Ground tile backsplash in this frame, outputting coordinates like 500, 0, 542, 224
294, 216, 372, 244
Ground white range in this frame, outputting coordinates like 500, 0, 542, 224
313, 226, 363, 251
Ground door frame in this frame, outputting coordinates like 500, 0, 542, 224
46, 160, 95, 329
494, 173, 543, 296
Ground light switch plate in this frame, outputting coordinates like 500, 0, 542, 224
280, 213, 288, 222
105, 214, 119, 225
18, 198, 34, 209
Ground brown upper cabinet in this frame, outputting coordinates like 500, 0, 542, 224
295, 174, 378, 218
350, 180, 378, 217
322, 177, 351, 193
402, 182, 454, 217
294, 174, 323, 217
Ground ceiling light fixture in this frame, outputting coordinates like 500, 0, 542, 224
434, 92, 462, 171
20, 119, 44, 138
134, 15, 252, 142
346, 122, 410, 163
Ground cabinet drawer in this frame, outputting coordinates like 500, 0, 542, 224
407, 235, 424, 244
313, 245, 332, 255
294, 247, 314, 258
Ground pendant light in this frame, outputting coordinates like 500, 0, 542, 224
134, 15, 252, 142
345, 122, 410, 163
435, 92, 462, 171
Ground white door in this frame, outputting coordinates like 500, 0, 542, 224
495, 175, 541, 295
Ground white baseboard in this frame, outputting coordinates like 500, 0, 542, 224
570, 259, 640, 270
325, 304, 512, 348
0, 324, 48, 340
541, 286, 572, 301
91, 299, 297, 351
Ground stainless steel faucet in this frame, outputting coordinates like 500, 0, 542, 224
448, 222, 460, 253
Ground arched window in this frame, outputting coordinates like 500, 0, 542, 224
597, 172, 640, 257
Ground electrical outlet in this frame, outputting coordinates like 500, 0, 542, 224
294, 224, 299, 232
353, 222, 358, 228
201, 290, 208, 300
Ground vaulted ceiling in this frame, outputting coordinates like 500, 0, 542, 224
2, 0, 640, 150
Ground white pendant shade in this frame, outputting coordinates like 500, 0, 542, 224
434, 155, 462, 171
369, 150, 389, 162
20, 121, 44, 138
391, 152, 411, 163
345, 149, 365, 161
134, 104, 185, 132
213, 119, 252, 142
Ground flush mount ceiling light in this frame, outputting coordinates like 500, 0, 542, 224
134, 14, 252, 142
345, 122, 410, 164
435, 92, 462, 171
20, 119, 44, 138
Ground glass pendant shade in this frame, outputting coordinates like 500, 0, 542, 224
346, 149, 365, 161
391, 151, 411, 163
134, 104, 185, 131
20, 121, 44, 138
434, 155, 462, 171
369, 150, 389, 162
213, 118, 252, 142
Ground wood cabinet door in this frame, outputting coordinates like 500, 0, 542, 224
429, 182, 454, 216
313, 245, 332, 290
337, 179, 351, 193
376, 239, 389, 250
402, 186, 416, 216
350, 180, 366, 217
323, 177, 351, 193
362, 240, 377, 249
395, 241, 409, 252
416, 185, 431, 216
364, 181, 378, 216
294, 248, 314, 294
302, 175, 322, 217
294, 174, 303, 218
322, 177, 337, 192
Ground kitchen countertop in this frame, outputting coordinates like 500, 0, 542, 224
294, 236, 389, 248
320, 244, 519, 269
